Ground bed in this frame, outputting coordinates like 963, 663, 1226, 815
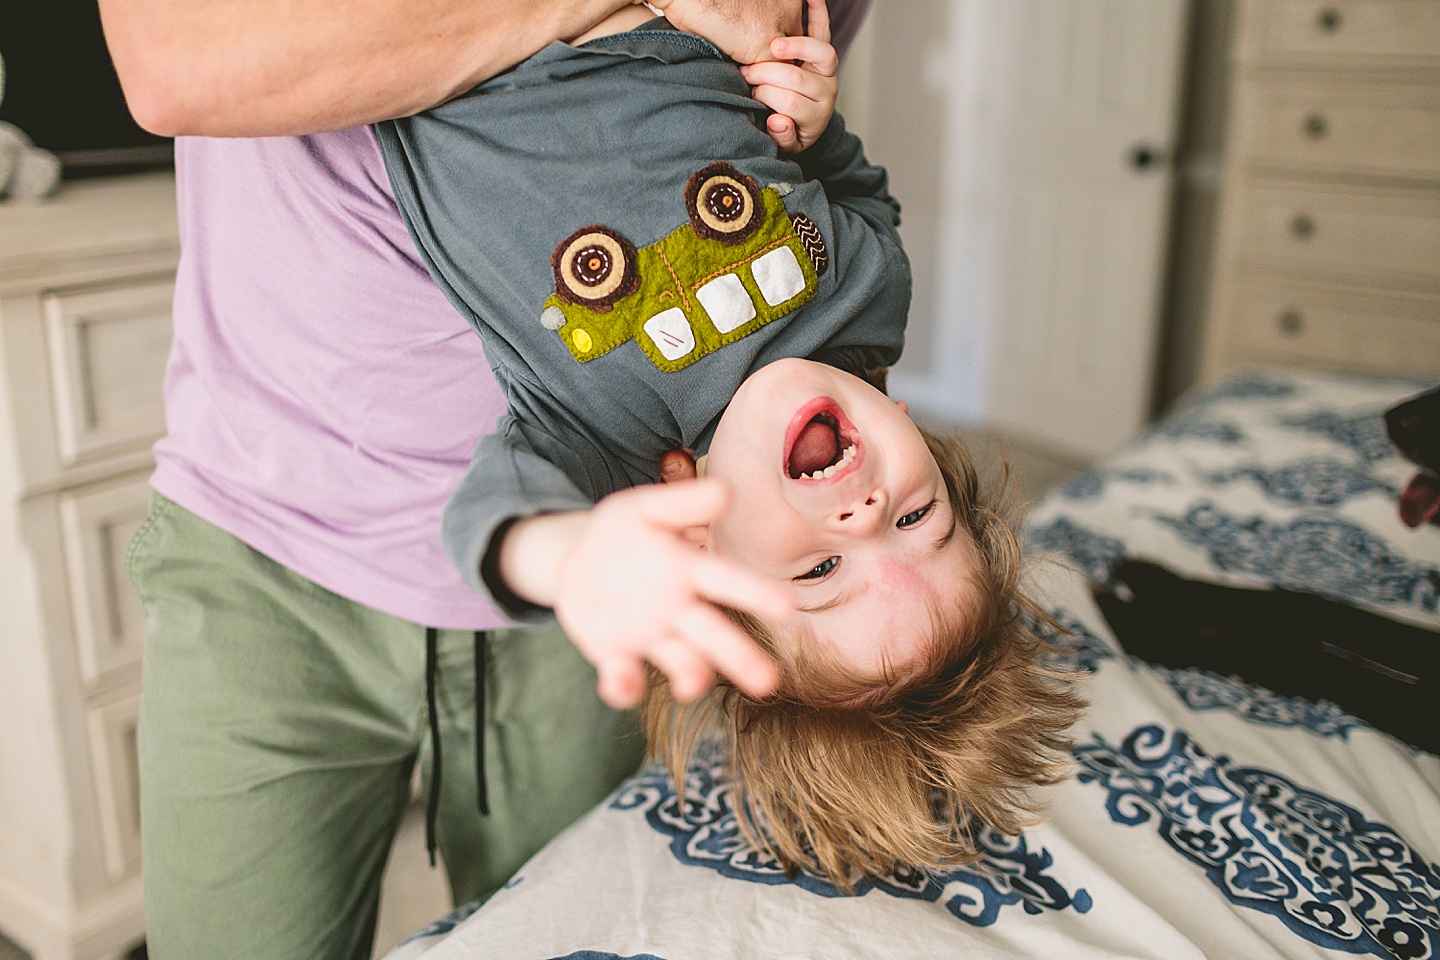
384, 369, 1440, 960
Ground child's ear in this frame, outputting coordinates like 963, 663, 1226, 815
896, 400, 910, 416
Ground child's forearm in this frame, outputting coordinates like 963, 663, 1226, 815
493, 511, 588, 609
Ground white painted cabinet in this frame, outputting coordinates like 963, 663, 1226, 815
1201, 0, 1440, 380
0, 173, 178, 960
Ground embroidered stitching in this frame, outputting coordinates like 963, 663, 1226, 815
693, 236, 790, 289
654, 245, 693, 315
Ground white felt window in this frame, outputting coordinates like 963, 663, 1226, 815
752, 247, 807, 307
643, 308, 697, 361
696, 273, 756, 334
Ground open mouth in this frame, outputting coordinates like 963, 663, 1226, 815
785, 400, 860, 481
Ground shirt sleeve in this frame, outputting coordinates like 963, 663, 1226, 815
773, 111, 911, 378
441, 414, 597, 624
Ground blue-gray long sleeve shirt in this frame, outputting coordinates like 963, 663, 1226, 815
374, 21, 910, 619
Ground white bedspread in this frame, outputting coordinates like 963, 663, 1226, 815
386, 370, 1440, 960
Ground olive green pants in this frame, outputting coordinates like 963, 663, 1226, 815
127, 494, 644, 960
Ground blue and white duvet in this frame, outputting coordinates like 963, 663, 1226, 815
388, 370, 1440, 960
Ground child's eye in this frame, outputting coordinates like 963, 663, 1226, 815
796, 557, 839, 581
897, 499, 938, 529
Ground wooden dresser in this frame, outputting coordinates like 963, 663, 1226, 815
0, 173, 178, 960
1201, 0, 1440, 381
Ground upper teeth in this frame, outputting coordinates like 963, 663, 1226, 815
805, 444, 857, 480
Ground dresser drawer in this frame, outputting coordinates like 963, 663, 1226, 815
44, 277, 173, 467
86, 691, 142, 883
1227, 280, 1440, 373
1253, 0, 1440, 64
60, 475, 151, 692
1240, 81, 1440, 182
1237, 182, 1440, 288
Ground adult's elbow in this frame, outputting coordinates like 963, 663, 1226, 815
101, 5, 212, 135
121, 76, 192, 137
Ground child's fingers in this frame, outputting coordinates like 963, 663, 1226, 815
692, 553, 794, 624
804, 0, 832, 43
765, 114, 800, 152
750, 83, 819, 131
743, 59, 833, 98
768, 35, 838, 77
646, 635, 716, 702
596, 657, 647, 710
675, 604, 780, 699
658, 448, 698, 483
628, 477, 730, 529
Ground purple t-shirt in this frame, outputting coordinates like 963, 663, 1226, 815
152, 3, 870, 630
153, 130, 511, 629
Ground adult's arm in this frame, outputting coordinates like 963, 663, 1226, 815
104, 0, 786, 137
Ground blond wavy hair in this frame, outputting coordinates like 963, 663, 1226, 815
642, 429, 1087, 892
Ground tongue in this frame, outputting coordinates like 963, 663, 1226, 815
790, 419, 839, 478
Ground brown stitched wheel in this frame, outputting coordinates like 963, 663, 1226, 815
551, 225, 640, 309
684, 162, 763, 245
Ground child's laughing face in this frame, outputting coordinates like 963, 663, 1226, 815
701, 358, 977, 678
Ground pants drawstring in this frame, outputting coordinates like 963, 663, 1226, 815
424, 627, 442, 867
423, 628, 492, 870
474, 630, 490, 816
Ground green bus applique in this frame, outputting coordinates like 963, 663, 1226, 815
540, 162, 830, 373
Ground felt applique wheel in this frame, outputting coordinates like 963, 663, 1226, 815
552, 226, 640, 309
684, 163, 763, 244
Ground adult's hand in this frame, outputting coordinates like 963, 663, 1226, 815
100, 0, 633, 137
647, 0, 804, 65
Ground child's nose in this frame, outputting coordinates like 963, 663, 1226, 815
831, 488, 886, 536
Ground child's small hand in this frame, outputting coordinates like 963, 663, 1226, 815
740, 0, 838, 153
506, 480, 788, 710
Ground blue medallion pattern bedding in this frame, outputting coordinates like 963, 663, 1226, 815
386, 371, 1440, 960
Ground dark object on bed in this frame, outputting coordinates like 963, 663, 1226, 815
1386, 385, 1440, 528
1094, 560, 1439, 753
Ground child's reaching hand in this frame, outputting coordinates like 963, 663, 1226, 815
496, 479, 789, 709
741, 0, 838, 153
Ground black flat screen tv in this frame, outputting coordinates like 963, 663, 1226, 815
1, 2, 173, 179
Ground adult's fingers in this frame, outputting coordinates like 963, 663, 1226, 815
646, 636, 717, 703
804, 0, 831, 42
596, 657, 647, 710
675, 604, 780, 699
693, 552, 794, 624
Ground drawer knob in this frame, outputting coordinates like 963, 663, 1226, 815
1129, 143, 1169, 171
1278, 309, 1305, 336
1316, 7, 1343, 32
1291, 213, 1316, 239
1304, 113, 1329, 140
